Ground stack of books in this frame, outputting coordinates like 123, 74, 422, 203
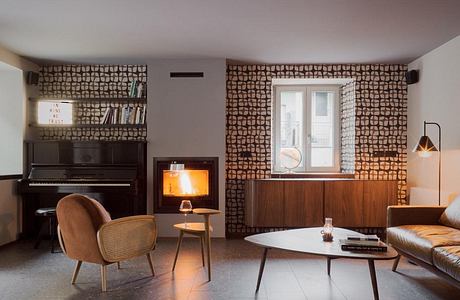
101, 105, 146, 125
129, 80, 145, 98
340, 234, 387, 252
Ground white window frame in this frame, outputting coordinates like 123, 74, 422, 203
272, 84, 341, 173
273, 85, 306, 173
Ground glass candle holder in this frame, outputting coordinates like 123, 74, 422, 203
321, 217, 334, 242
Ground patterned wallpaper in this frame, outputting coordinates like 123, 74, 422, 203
340, 81, 356, 173
37, 65, 147, 141
226, 64, 407, 236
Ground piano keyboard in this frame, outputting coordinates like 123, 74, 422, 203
29, 183, 131, 187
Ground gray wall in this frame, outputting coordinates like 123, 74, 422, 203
407, 35, 460, 205
146, 59, 226, 237
0, 68, 24, 176
0, 46, 39, 246
0, 180, 20, 245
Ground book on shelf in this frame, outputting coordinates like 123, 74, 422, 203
128, 106, 136, 124
339, 239, 387, 252
141, 106, 146, 124
120, 105, 127, 124
100, 104, 145, 125
347, 234, 379, 242
129, 80, 138, 97
112, 108, 119, 124
128, 80, 145, 98
135, 107, 141, 124
137, 83, 144, 98
101, 107, 111, 124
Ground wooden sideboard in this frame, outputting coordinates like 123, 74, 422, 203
245, 179, 398, 228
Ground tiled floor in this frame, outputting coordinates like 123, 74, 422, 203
0, 238, 459, 300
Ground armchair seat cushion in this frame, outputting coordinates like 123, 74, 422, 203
433, 246, 460, 281
387, 225, 460, 264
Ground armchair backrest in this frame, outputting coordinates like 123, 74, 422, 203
56, 194, 111, 264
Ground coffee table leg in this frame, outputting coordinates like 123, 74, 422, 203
368, 259, 379, 300
256, 248, 269, 292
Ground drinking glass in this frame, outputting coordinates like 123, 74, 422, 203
179, 200, 192, 227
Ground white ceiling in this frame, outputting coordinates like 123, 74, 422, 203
0, 0, 459, 64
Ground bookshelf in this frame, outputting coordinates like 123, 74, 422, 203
29, 97, 147, 128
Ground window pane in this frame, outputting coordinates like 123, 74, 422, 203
311, 91, 334, 167
280, 91, 303, 167
311, 148, 333, 167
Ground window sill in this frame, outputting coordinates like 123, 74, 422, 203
270, 172, 355, 179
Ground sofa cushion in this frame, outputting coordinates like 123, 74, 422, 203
440, 195, 460, 230
433, 246, 460, 281
387, 225, 460, 264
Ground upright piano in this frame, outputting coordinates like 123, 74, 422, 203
18, 141, 147, 237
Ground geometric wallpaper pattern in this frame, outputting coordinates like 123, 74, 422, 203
340, 81, 356, 173
226, 64, 407, 236
38, 65, 147, 141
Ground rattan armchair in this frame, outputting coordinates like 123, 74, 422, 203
56, 194, 157, 292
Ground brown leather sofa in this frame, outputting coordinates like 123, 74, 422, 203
387, 196, 460, 288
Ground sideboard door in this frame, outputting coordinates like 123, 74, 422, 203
363, 181, 398, 227
324, 181, 364, 227
245, 180, 284, 227
284, 181, 324, 227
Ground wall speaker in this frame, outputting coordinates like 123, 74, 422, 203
405, 70, 419, 85
26, 71, 39, 85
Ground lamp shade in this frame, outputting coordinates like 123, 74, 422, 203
413, 135, 438, 154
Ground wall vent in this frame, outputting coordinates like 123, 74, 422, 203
170, 72, 204, 78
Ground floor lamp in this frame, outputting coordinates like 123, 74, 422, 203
413, 121, 442, 206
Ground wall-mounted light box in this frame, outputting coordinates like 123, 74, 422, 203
37, 101, 73, 125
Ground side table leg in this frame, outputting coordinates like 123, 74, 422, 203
327, 257, 331, 276
368, 259, 379, 300
256, 248, 269, 292
172, 231, 184, 271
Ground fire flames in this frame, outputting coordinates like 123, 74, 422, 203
163, 170, 209, 197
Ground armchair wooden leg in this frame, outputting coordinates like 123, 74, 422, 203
100, 265, 107, 292
392, 255, 401, 272
71, 261, 82, 284
200, 235, 205, 267
172, 231, 184, 271
117, 262, 121, 269
147, 252, 155, 276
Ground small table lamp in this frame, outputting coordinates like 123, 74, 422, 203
413, 121, 442, 205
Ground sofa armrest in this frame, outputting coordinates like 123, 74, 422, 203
97, 215, 157, 263
387, 205, 447, 227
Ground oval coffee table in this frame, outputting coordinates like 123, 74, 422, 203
245, 227, 398, 300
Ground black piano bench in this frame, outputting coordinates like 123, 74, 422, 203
34, 207, 60, 253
